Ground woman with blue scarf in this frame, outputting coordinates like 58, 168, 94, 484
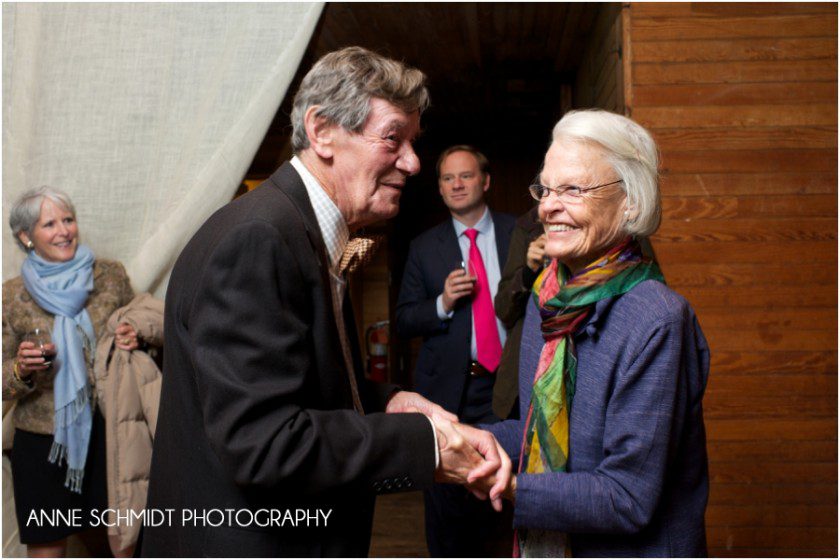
3, 186, 138, 557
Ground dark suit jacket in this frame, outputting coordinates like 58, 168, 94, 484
395, 212, 515, 415
141, 162, 436, 557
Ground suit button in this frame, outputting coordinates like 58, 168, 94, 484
402, 476, 412, 488
384, 480, 393, 491
373, 481, 382, 492
394, 480, 403, 490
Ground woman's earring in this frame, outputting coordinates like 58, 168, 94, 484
26, 240, 34, 250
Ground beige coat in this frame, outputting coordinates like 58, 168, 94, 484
94, 293, 163, 552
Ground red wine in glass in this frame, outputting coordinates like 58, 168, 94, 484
24, 328, 55, 367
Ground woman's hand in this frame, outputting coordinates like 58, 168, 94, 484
469, 470, 518, 504
114, 323, 140, 351
15, 340, 54, 379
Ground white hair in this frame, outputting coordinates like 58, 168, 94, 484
552, 109, 661, 237
9, 186, 77, 252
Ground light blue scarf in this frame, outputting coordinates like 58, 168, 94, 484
21, 244, 96, 493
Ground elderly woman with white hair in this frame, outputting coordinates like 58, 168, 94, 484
3, 186, 138, 557
484, 109, 710, 557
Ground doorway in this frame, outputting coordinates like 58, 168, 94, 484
245, 2, 625, 388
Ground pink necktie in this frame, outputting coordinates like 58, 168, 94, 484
465, 228, 502, 372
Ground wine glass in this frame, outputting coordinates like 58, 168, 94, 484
461, 259, 477, 294
24, 328, 55, 367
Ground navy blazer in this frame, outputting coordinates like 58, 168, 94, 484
489, 280, 710, 557
396, 212, 515, 414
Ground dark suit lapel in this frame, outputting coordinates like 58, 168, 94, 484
267, 162, 346, 365
342, 291, 365, 380
267, 162, 333, 291
269, 161, 360, 408
437, 220, 472, 347
436, 220, 464, 271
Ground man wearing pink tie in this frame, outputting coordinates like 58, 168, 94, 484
397, 145, 516, 557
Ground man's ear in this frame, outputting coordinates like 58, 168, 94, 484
482, 173, 491, 193
303, 105, 337, 159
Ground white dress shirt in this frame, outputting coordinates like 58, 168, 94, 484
290, 156, 349, 304
435, 207, 508, 359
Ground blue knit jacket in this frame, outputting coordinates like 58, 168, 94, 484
488, 279, 710, 557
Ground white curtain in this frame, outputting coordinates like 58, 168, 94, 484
2, 4, 323, 555
2, 2, 324, 297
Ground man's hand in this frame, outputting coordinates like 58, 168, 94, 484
526, 234, 547, 272
433, 419, 512, 512
441, 268, 476, 313
386, 390, 458, 423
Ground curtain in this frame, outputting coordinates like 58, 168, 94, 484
2, 4, 323, 555
3, 2, 324, 297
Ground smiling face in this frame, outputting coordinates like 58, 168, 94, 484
19, 198, 79, 262
438, 150, 489, 217
538, 139, 627, 274
326, 97, 421, 228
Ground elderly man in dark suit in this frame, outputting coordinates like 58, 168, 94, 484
141, 47, 510, 558
396, 146, 515, 556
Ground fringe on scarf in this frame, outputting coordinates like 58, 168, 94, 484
48, 385, 92, 494
53, 385, 91, 429
46, 443, 85, 492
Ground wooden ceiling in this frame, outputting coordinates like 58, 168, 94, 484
247, 2, 605, 178
315, 3, 598, 116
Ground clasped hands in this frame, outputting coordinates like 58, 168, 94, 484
386, 391, 512, 511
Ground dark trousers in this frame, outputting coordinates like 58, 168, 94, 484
424, 375, 512, 557
424, 483, 497, 557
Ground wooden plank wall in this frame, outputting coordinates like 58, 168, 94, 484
574, 3, 624, 111
625, 3, 838, 557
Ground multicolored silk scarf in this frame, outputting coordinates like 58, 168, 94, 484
514, 237, 664, 557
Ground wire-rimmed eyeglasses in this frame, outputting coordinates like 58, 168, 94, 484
528, 179, 623, 202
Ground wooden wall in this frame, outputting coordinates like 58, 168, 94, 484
625, 3, 838, 557
575, 3, 624, 111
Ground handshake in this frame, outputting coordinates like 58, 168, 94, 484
386, 391, 513, 511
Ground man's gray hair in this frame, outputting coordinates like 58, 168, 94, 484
552, 109, 661, 238
9, 186, 77, 252
291, 46, 429, 152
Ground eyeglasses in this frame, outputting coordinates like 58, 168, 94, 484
528, 179, 623, 202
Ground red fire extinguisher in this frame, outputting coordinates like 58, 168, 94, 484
366, 320, 389, 382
